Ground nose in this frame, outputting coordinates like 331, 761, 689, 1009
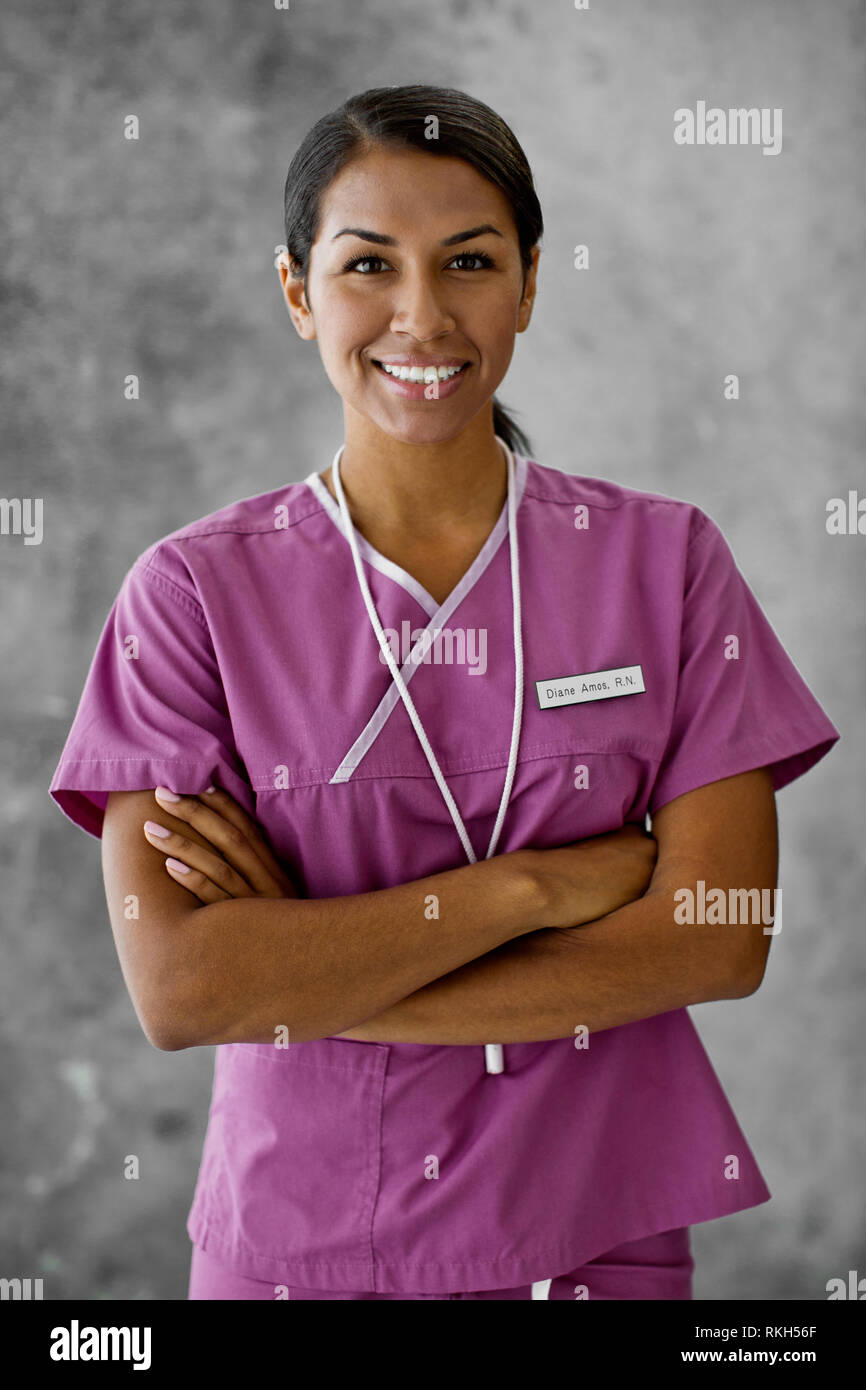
389, 269, 456, 342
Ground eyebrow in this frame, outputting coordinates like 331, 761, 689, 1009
331, 223, 504, 247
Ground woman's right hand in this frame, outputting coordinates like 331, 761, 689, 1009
521, 824, 659, 930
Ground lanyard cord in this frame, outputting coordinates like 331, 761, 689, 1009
331, 437, 524, 1075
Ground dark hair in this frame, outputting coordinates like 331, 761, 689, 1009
283, 85, 543, 457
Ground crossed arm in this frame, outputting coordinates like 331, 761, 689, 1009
334, 768, 779, 1043
102, 768, 777, 1048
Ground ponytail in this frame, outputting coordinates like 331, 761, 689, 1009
492, 396, 532, 458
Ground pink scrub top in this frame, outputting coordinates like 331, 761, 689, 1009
49, 449, 840, 1294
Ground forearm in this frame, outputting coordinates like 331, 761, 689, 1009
336, 885, 754, 1045
171, 849, 545, 1048
335, 771, 778, 1045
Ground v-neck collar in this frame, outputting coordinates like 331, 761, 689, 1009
302, 443, 529, 784
302, 445, 528, 621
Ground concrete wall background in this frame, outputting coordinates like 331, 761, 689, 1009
1, 0, 863, 1300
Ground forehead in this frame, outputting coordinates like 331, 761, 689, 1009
316, 145, 517, 241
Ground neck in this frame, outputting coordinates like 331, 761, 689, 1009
323, 410, 509, 539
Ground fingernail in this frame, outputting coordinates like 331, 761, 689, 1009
203, 785, 216, 795
165, 858, 189, 873
155, 786, 181, 802
144, 820, 171, 838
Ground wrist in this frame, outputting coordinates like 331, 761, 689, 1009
498, 849, 556, 934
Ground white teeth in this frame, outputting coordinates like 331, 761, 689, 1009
380, 362, 464, 381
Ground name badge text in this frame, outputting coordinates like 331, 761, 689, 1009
535, 665, 645, 710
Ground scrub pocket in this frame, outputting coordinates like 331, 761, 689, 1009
193, 1038, 390, 1283
514, 740, 656, 848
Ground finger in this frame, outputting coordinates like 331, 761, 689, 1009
164, 857, 232, 905
152, 788, 279, 894
153, 787, 292, 897
199, 786, 297, 892
143, 819, 255, 898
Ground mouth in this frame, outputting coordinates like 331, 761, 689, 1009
371, 359, 471, 383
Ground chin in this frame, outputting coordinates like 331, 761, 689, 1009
377, 416, 471, 447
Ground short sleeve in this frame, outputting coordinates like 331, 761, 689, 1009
49, 548, 252, 839
648, 510, 840, 816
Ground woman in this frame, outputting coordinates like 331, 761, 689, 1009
50, 85, 839, 1301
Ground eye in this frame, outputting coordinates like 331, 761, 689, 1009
448, 250, 495, 271
341, 253, 389, 274
340, 249, 496, 275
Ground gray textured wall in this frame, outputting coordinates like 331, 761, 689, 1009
2, 0, 863, 1301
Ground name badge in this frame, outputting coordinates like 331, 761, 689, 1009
535, 664, 645, 710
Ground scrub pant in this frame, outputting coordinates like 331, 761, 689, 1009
188, 1227, 693, 1300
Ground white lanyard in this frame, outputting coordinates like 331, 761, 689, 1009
331, 436, 524, 1075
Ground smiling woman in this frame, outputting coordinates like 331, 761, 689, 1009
48, 84, 839, 1303
277, 89, 540, 469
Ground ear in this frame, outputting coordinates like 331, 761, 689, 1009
516, 244, 540, 334
276, 249, 316, 341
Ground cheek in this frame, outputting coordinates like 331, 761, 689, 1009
313, 290, 376, 368
327, 288, 381, 341
476, 301, 520, 372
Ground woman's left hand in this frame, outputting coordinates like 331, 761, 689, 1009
143, 784, 299, 905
